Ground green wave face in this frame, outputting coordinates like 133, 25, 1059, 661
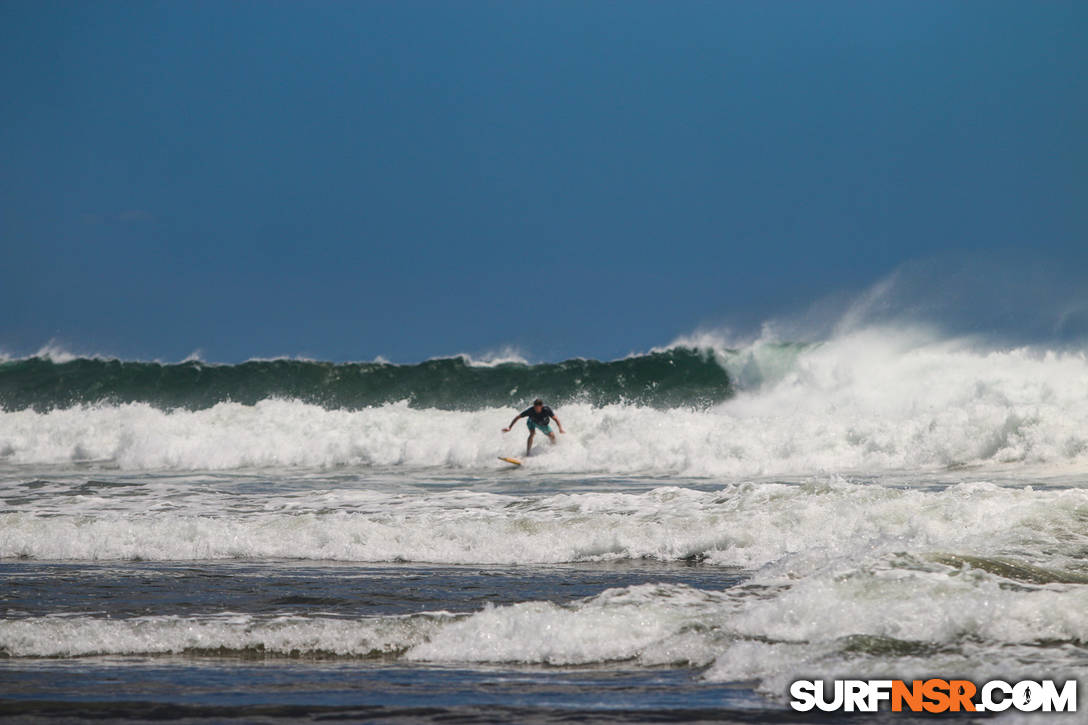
0, 350, 732, 411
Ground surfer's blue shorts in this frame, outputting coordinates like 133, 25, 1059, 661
527, 420, 552, 435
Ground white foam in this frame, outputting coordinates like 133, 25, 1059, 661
703, 566, 1088, 689
405, 583, 731, 665
7, 572, 1081, 700
0, 612, 449, 658
31, 342, 83, 364
454, 346, 530, 367
4, 328, 1087, 475
3, 479, 1086, 699
403, 576, 1088, 689
4, 481, 1087, 569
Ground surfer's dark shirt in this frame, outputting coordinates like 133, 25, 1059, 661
520, 406, 555, 425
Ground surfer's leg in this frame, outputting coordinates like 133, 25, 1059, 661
526, 432, 535, 456
547, 432, 557, 445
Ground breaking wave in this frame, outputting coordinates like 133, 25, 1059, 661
2, 328, 1087, 475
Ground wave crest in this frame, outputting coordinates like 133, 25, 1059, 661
0, 348, 730, 411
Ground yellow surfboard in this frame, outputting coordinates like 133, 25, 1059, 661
497, 456, 523, 466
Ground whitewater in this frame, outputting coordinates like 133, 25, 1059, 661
3, 328, 1088, 475
2, 326, 1087, 722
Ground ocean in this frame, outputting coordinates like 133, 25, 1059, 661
2, 328, 1086, 723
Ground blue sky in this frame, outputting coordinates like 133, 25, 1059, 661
2, 1, 1085, 362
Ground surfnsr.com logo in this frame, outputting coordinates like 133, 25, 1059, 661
789, 679, 1077, 713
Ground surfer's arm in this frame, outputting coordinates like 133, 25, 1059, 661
552, 415, 565, 434
502, 412, 525, 432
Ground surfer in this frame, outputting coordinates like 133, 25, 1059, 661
503, 398, 565, 456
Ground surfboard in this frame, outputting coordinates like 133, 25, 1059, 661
497, 456, 523, 466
